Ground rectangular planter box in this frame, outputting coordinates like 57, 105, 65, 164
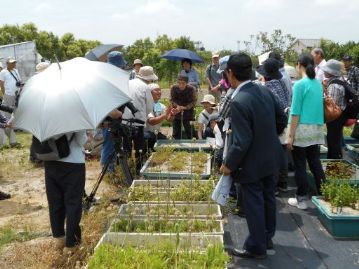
346, 144, 359, 163
312, 196, 359, 239
154, 139, 212, 152
96, 218, 224, 249
97, 231, 224, 250
140, 153, 212, 179
128, 190, 215, 204
344, 136, 359, 145
118, 203, 222, 219
308, 159, 359, 187
130, 179, 214, 190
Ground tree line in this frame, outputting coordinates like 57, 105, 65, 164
1, 23, 358, 84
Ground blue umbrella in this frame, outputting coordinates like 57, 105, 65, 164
161, 49, 203, 63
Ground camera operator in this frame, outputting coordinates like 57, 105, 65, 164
0, 57, 23, 147
122, 66, 158, 173
100, 51, 127, 174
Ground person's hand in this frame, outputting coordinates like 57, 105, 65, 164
211, 85, 219, 93
220, 164, 231, 175
287, 136, 294, 151
5, 122, 11, 128
171, 107, 180, 116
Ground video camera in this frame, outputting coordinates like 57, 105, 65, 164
0, 103, 14, 113
16, 81, 25, 88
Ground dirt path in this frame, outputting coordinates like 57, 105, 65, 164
0, 133, 124, 268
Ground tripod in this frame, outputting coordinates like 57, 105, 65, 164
83, 122, 135, 211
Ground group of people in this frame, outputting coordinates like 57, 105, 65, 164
219, 49, 359, 259
1, 46, 359, 259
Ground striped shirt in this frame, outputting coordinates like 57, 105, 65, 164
327, 77, 346, 111
347, 65, 359, 92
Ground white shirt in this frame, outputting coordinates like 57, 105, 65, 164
58, 131, 88, 164
315, 59, 327, 82
213, 124, 224, 149
198, 109, 215, 126
123, 78, 154, 126
146, 103, 166, 132
0, 69, 21, 96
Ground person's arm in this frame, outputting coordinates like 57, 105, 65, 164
198, 123, 204, 139
286, 81, 302, 150
147, 106, 171, 126
205, 65, 212, 88
287, 115, 299, 150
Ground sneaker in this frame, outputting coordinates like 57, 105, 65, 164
277, 182, 288, 192
288, 197, 308, 210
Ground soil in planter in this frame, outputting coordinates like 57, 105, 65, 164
321, 161, 357, 180
111, 218, 221, 233
318, 198, 359, 215
88, 242, 230, 269
147, 151, 209, 174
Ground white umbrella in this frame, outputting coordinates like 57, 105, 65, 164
12, 57, 131, 142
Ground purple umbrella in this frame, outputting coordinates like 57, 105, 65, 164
161, 49, 203, 63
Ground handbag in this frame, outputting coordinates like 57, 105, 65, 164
324, 94, 342, 123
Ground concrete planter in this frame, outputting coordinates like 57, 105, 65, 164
154, 139, 212, 152
96, 218, 224, 249
140, 153, 212, 179
118, 203, 222, 219
130, 179, 214, 190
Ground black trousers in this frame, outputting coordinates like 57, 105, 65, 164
241, 175, 276, 255
172, 119, 196, 139
123, 126, 144, 173
292, 145, 325, 196
326, 114, 346, 159
44, 161, 85, 247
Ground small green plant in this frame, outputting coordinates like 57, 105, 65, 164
321, 180, 359, 212
150, 147, 175, 166
111, 218, 221, 233
88, 242, 230, 269
322, 160, 356, 180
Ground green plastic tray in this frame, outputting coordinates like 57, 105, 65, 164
312, 196, 359, 239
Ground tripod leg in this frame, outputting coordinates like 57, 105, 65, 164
119, 156, 133, 185
84, 150, 116, 209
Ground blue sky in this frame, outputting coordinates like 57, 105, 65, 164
0, 0, 358, 51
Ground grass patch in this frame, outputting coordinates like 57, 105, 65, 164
0, 225, 40, 249
0, 132, 38, 181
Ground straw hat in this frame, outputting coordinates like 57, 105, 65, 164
200, 94, 216, 106
137, 66, 158, 81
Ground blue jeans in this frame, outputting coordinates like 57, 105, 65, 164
100, 128, 115, 172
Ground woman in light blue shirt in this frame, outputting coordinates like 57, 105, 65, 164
287, 53, 326, 210
181, 59, 200, 90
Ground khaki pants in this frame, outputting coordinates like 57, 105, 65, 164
0, 94, 16, 145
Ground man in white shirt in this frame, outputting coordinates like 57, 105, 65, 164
144, 83, 172, 151
123, 66, 158, 173
311, 48, 327, 83
0, 57, 22, 146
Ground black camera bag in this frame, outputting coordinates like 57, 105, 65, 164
32, 134, 75, 161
